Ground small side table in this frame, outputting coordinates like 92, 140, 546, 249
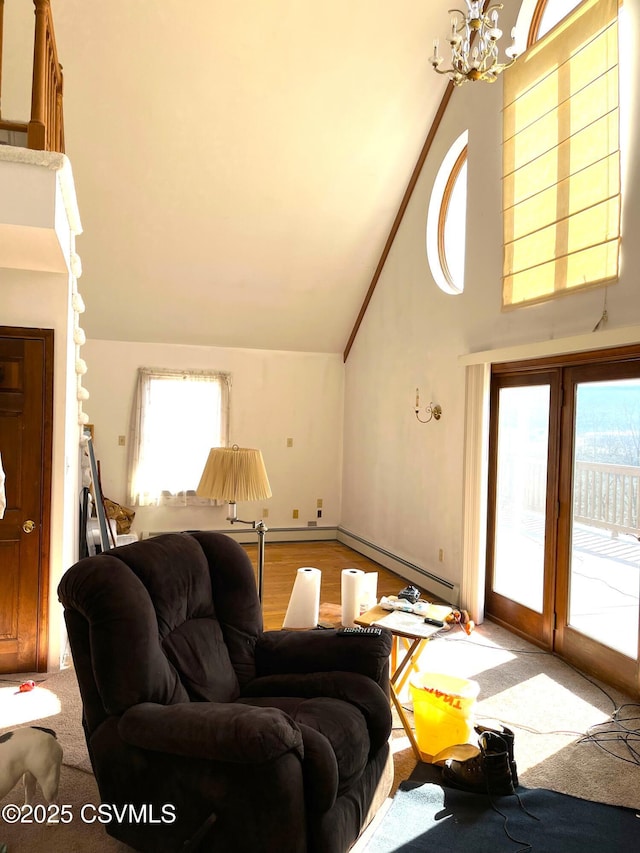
356, 605, 450, 761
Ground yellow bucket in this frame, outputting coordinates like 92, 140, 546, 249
410, 672, 480, 759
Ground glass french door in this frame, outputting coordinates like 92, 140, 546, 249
486, 350, 640, 696
555, 363, 640, 692
485, 371, 560, 648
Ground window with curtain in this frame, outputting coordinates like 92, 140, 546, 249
128, 368, 231, 507
502, 0, 620, 308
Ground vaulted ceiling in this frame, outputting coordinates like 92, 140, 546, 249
52, 1, 454, 353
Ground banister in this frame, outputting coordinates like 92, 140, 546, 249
0, 118, 28, 134
26, 0, 64, 152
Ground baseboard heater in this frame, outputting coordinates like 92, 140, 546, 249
337, 527, 460, 607
141, 526, 338, 544
140, 525, 459, 606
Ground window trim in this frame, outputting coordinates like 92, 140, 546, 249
527, 0, 583, 46
427, 130, 468, 296
528, 0, 545, 44
437, 144, 468, 294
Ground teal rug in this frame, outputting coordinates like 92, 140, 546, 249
364, 770, 640, 852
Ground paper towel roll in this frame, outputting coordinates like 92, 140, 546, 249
341, 568, 364, 627
283, 567, 322, 629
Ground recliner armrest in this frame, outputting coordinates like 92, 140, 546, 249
241, 671, 392, 752
255, 628, 392, 692
118, 701, 303, 764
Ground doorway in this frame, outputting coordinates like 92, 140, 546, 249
0, 327, 53, 672
485, 345, 640, 697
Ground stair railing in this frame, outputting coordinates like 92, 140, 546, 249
27, 0, 64, 152
0, 0, 64, 153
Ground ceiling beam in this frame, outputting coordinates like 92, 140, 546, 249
343, 81, 454, 362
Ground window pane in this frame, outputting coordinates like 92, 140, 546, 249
537, 0, 582, 40
427, 131, 468, 295
442, 158, 467, 293
492, 385, 550, 612
144, 377, 222, 494
130, 370, 229, 506
503, 0, 620, 307
569, 379, 640, 658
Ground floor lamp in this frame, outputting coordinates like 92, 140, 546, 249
197, 445, 272, 601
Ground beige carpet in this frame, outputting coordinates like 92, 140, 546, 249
388, 620, 640, 810
0, 668, 91, 772
0, 670, 129, 852
1, 620, 638, 852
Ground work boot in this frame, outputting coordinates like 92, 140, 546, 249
442, 731, 515, 796
475, 723, 518, 787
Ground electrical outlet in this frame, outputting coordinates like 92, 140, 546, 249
317, 509, 322, 518
118, 435, 126, 446
292, 509, 299, 519
317, 498, 323, 508
438, 548, 444, 562
287, 438, 293, 447
262, 508, 269, 518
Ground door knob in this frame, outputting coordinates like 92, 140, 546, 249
22, 519, 36, 534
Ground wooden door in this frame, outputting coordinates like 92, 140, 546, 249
0, 327, 53, 672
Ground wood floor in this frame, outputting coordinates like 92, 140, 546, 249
241, 540, 427, 631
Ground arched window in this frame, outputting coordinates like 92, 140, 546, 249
427, 130, 468, 295
528, 0, 582, 45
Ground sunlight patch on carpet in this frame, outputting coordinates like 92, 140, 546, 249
0, 686, 61, 729
477, 672, 612, 773
418, 632, 518, 682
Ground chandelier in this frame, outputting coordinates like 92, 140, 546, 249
430, 2, 518, 86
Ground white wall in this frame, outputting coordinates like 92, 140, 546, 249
342, 1, 640, 604
1, 0, 33, 120
82, 339, 344, 537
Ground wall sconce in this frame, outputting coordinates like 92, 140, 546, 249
415, 388, 442, 424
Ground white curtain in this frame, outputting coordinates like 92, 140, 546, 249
128, 368, 231, 507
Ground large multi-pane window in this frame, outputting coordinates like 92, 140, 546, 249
503, 0, 620, 308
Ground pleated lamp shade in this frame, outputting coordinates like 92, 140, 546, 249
197, 445, 272, 502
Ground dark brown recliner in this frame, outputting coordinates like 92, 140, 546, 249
58, 531, 393, 852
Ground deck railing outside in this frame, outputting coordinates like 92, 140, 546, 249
522, 458, 640, 538
573, 461, 640, 537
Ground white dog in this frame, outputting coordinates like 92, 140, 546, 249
0, 726, 63, 806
